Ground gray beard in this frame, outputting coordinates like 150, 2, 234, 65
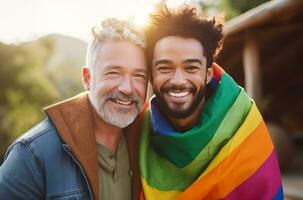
89, 91, 143, 128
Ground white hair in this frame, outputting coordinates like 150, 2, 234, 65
86, 18, 146, 72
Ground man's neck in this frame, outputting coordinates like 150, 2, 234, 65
91, 109, 122, 153
166, 98, 205, 132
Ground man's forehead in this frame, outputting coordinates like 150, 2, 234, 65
155, 36, 204, 50
153, 36, 204, 59
93, 40, 147, 71
97, 41, 144, 56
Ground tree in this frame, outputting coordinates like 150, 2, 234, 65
0, 38, 58, 162
220, 0, 270, 20
197, 0, 270, 20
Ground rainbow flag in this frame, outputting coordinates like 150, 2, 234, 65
139, 64, 283, 200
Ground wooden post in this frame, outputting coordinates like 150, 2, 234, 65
243, 37, 262, 108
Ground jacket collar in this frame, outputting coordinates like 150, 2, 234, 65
44, 92, 144, 200
44, 92, 99, 199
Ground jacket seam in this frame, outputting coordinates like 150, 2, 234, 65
49, 189, 87, 198
24, 142, 44, 177
4, 122, 53, 162
19, 127, 53, 145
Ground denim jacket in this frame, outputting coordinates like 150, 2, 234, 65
0, 93, 143, 200
0, 118, 92, 199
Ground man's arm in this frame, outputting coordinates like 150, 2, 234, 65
0, 142, 44, 199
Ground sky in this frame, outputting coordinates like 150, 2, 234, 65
0, 0, 198, 44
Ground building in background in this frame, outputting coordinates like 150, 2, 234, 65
218, 0, 303, 199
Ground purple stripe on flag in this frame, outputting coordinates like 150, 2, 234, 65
224, 150, 283, 200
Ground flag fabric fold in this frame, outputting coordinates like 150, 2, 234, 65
139, 64, 283, 200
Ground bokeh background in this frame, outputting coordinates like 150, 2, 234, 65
0, 0, 302, 199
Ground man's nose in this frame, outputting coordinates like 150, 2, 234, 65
170, 69, 187, 86
117, 76, 134, 95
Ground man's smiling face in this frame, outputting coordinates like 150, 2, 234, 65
152, 36, 211, 118
84, 40, 148, 128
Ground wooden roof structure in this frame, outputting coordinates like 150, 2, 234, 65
218, 0, 303, 133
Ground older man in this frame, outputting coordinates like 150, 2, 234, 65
139, 5, 283, 200
0, 18, 148, 200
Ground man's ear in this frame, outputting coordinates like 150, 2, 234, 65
206, 63, 214, 84
82, 66, 91, 90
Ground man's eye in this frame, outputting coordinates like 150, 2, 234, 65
186, 66, 199, 73
158, 66, 172, 73
105, 71, 120, 76
134, 74, 147, 81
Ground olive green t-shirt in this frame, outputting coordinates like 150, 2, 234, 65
97, 135, 131, 200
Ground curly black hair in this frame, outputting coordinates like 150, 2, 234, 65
145, 4, 223, 68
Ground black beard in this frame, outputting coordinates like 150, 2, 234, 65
154, 85, 207, 119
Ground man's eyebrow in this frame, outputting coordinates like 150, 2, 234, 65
104, 65, 147, 73
103, 65, 122, 71
154, 59, 172, 66
154, 59, 203, 66
183, 59, 202, 65
134, 68, 148, 74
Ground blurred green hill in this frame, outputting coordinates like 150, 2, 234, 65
0, 34, 87, 162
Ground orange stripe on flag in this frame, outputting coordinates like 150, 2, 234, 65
178, 121, 274, 200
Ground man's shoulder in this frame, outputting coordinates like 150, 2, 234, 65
15, 118, 57, 145
5, 117, 64, 162
7, 118, 64, 157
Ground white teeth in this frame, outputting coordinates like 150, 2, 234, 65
113, 99, 133, 105
168, 91, 190, 97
